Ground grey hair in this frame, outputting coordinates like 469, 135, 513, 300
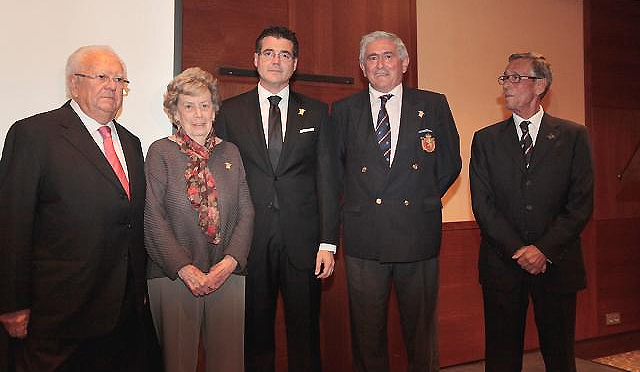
163, 67, 219, 126
509, 52, 552, 98
65, 45, 127, 98
359, 31, 409, 64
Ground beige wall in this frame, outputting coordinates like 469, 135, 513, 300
416, 0, 585, 222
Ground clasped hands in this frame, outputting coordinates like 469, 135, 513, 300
512, 245, 548, 275
178, 255, 237, 296
0, 309, 30, 339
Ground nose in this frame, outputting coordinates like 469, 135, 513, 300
194, 106, 203, 117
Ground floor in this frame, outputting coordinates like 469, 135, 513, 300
593, 350, 640, 372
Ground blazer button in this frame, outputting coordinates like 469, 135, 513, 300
361, 166, 367, 173
375, 198, 382, 205
411, 163, 419, 170
404, 200, 410, 206
526, 204, 533, 211
525, 180, 532, 186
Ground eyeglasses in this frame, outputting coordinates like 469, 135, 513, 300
74, 73, 130, 86
259, 50, 293, 61
498, 74, 542, 85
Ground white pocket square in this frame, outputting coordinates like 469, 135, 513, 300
299, 127, 315, 133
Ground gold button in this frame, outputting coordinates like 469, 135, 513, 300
375, 198, 382, 205
404, 200, 410, 206
361, 166, 367, 173
412, 163, 419, 170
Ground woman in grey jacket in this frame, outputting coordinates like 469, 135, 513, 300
144, 67, 254, 372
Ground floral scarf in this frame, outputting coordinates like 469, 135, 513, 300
173, 126, 220, 244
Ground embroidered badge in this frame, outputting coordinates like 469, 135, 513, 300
224, 162, 232, 170
418, 110, 424, 118
418, 129, 436, 153
298, 108, 305, 116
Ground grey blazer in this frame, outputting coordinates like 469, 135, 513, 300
144, 137, 254, 279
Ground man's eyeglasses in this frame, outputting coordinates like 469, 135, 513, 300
498, 74, 542, 85
75, 73, 130, 86
259, 50, 293, 61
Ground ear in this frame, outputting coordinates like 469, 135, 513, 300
401, 57, 410, 74
254, 53, 259, 68
292, 58, 298, 72
534, 78, 547, 96
69, 76, 80, 98
359, 62, 367, 78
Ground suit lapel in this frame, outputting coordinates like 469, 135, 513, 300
498, 117, 527, 170
115, 122, 141, 200
58, 103, 125, 195
390, 89, 420, 178
244, 89, 273, 173
528, 114, 559, 170
278, 92, 305, 173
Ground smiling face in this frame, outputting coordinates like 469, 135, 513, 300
502, 58, 546, 118
69, 51, 125, 124
254, 36, 298, 93
360, 37, 409, 93
175, 90, 215, 145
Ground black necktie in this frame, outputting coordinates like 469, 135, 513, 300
376, 94, 393, 165
267, 95, 283, 170
520, 120, 533, 167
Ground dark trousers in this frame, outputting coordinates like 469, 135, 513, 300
482, 282, 578, 372
345, 255, 439, 372
244, 212, 321, 372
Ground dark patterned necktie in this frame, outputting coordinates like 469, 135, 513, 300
267, 95, 283, 170
376, 94, 393, 165
520, 120, 533, 167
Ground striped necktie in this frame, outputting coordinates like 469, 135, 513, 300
519, 120, 533, 167
376, 94, 393, 165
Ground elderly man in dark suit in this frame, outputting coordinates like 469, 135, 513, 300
214, 26, 339, 372
470, 52, 594, 372
0, 45, 155, 371
332, 31, 461, 372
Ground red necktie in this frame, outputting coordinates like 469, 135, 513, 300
98, 126, 130, 199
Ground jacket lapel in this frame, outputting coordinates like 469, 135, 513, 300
58, 102, 126, 195
528, 114, 559, 170
244, 89, 273, 173
277, 92, 304, 173
390, 89, 420, 178
499, 117, 527, 170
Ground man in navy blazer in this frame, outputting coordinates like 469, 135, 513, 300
332, 31, 461, 372
215, 26, 339, 372
470, 52, 594, 371
0, 46, 154, 371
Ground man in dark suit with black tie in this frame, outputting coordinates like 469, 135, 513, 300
0, 45, 155, 371
215, 26, 339, 372
332, 31, 461, 372
470, 52, 594, 372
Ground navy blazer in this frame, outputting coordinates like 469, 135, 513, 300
470, 113, 594, 292
333, 87, 461, 262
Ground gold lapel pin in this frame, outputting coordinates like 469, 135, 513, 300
546, 133, 556, 140
418, 110, 424, 118
224, 162, 232, 170
298, 108, 306, 116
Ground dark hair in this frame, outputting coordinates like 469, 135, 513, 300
255, 26, 299, 58
509, 52, 552, 98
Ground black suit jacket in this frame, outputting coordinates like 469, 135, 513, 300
470, 114, 594, 293
215, 89, 339, 270
0, 101, 147, 338
332, 87, 461, 262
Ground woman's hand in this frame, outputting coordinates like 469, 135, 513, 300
178, 265, 209, 296
205, 255, 238, 293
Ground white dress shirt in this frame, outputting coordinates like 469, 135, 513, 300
513, 106, 544, 146
368, 83, 403, 166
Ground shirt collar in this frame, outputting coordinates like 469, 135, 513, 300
368, 83, 403, 103
70, 99, 115, 133
513, 105, 544, 129
257, 83, 290, 105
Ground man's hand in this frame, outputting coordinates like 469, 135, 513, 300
205, 255, 238, 293
512, 245, 547, 275
315, 250, 335, 279
178, 265, 209, 296
0, 309, 30, 339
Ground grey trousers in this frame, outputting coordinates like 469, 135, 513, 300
148, 275, 245, 372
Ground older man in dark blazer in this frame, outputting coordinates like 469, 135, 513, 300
332, 31, 461, 372
470, 52, 594, 372
0, 46, 155, 371
215, 26, 339, 372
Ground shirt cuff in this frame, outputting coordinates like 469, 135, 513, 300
318, 243, 336, 253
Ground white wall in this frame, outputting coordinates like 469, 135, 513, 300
0, 0, 176, 155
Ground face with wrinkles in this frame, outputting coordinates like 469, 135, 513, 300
175, 90, 215, 145
360, 38, 409, 93
70, 51, 126, 124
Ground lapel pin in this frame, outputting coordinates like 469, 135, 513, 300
298, 108, 305, 116
546, 133, 556, 140
224, 162, 232, 170
418, 110, 424, 118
